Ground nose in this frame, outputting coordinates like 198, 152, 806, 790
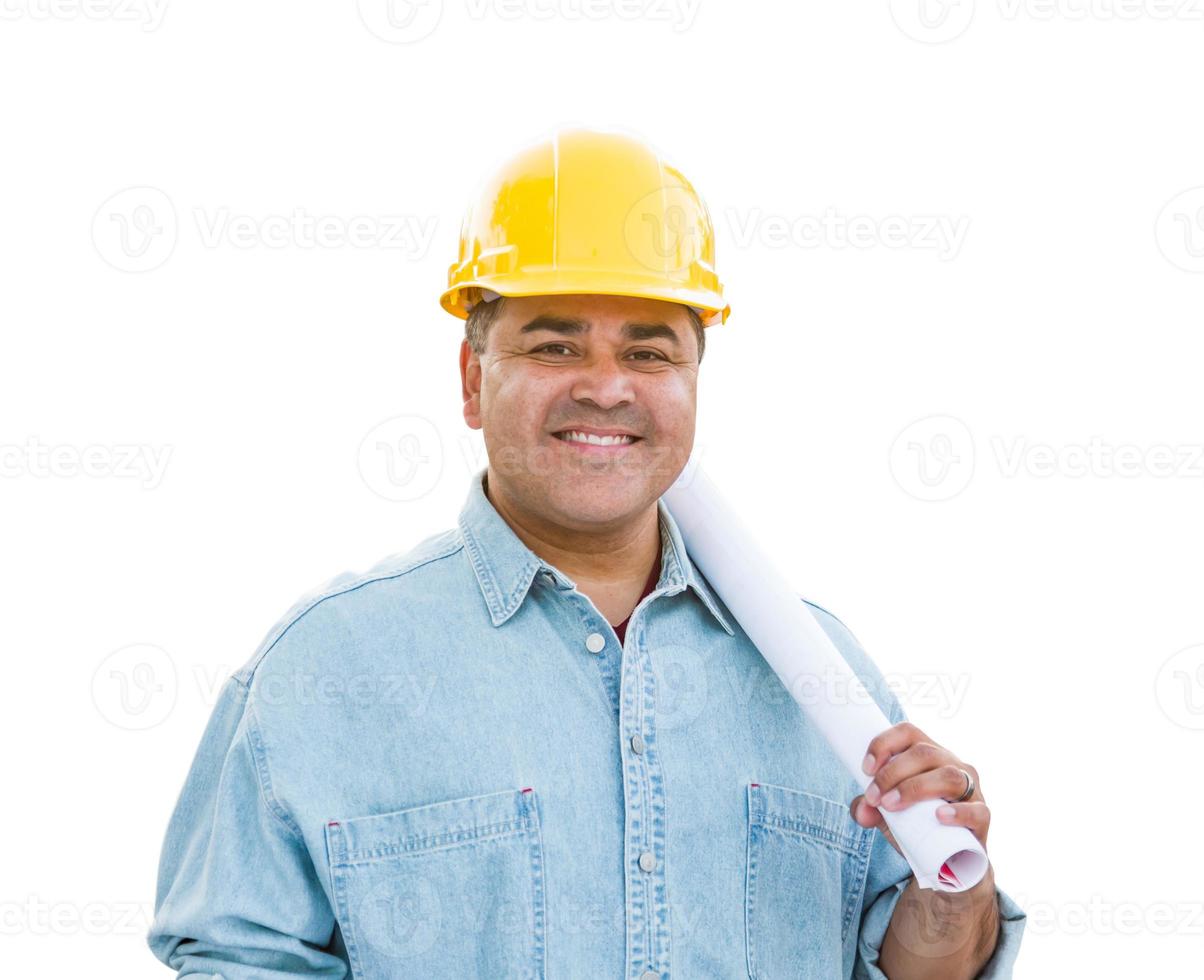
568, 355, 636, 411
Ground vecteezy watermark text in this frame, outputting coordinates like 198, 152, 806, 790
726, 208, 971, 261
1, 438, 171, 489
0, 0, 168, 29
93, 187, 437, 273
891, 416, 1204, 501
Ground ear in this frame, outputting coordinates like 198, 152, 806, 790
460, 339, 483, 430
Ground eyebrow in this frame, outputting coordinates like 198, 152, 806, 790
518, 315, 681, 349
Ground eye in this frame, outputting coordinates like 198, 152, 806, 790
531, 344, 668, 361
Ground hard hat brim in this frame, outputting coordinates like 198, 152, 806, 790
440, 271, 729, 327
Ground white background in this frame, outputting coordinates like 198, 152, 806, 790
2, 1, 1202, 976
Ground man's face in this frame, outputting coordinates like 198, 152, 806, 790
460, 293, 700, 529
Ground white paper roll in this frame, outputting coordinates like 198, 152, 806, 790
662, 459, 989, 892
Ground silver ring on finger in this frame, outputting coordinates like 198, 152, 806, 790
948, 767, 975, 803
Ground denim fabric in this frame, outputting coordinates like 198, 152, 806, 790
148, 466, 1026, 978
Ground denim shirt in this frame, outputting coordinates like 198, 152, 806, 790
148, 467, 1026, 979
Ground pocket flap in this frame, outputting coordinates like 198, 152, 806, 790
748, 782, 869, 855
327, 787, 538, 865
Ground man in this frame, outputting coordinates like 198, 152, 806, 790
148, 127, 1026, 978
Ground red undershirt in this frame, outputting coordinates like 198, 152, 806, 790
611, 548, 662, 646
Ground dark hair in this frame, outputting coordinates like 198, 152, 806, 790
465, 296, 707, 363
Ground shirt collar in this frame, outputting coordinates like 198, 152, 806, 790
457, 467, 735, 636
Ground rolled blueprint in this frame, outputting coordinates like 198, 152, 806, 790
662, 459, 989, 892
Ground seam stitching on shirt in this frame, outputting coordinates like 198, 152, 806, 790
458, 515, 500, 617
238, 676, 306, 842
243, 535, 465, 681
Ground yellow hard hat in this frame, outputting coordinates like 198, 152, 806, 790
440, 126, 730, 326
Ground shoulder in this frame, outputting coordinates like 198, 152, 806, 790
798, 595, 906, 726
800, 596, 858, 642
231, 526, 465, 688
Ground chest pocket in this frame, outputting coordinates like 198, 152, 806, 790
324, 788, 546, 980
745, 782, 874, 980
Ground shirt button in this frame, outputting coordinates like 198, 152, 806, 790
630, 732, 645, 755
585, 632, 606, 654
638, 851, 656, 873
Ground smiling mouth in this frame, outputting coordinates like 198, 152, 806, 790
552, 429, 642, 447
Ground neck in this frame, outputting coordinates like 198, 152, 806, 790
484, 470, 662, 589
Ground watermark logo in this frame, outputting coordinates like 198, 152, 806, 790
887, 879, 990, 959
890, 0, 976, 42
650, 643, 710, 731
890, 415, 976, 502
354, 874, 442, 957
1156, 643, 1204, 731
92, 186, 177, 273
1155, 186, 1204, 273
624, 184, 706, 275
358, 0, 444, 42
359, 414, 444, 502
91, 643, 177, 730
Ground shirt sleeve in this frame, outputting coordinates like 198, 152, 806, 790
802, 599, 1028, 979
146, 674, 348, 978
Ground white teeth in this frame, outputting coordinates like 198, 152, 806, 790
557, 430, 635, 446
